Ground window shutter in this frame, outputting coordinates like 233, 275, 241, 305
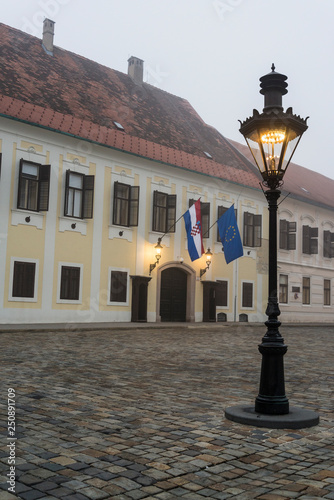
302, 225, 310, 254
129, 186, 140, 226
279, 219, 288, 249
17, 159, 24, 209
243, 212, 250, 246
216, 281, 228, 307
217, 206, 228, 241
254, 215, 262, 247
201, 202, 210, 238
110, 271, 127, 302
38, 164, 51, 211
12, 261, 36, 298
310, 227, 318, 254
331, 233, 334, 258
152, 190, 158, 231
288, 221, 296, 250
64, 169, 71, 216
167, 194, 176, 232
82, 175, 95, 219
242, 282, 253, 307
324, 231, 331, 258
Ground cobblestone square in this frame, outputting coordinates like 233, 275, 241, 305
0, 323, 333, 499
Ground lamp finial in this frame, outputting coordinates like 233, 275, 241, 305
271, 63, 275, 72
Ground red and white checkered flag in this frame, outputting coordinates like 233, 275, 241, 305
191, 221, 201, 236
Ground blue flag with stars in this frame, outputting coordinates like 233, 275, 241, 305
218, 205, 243, 264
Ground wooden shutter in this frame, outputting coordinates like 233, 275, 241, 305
254, 215, 262, 247
12, 261, 36, 298
216, 280, 228, 307
302, 225, 310, 254
288, 221, 296, 250
310, 227, 318, 254
242, 282, 253, 308
217, 206, 228, 242
17, 159, 25, 209
279, 219, 288, 249
201, 202, 210, 238
110, 271, 127, 302
167, 194, 176, 232
64, 169, 71, 216
38, 164, 51, 211
82, 175, 95, 219
129, 186, 140, 226
324, 230, 331, 258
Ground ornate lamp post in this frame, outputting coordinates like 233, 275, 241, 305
225, 66, 319, 428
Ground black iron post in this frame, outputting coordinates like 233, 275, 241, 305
225, 67, 319, 428
255, 187, 289, 415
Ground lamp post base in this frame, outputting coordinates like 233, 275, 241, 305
225, 405, 319, 429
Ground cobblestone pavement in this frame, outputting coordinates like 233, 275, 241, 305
0, 323, 333, 500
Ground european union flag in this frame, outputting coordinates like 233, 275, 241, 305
218, 205, 243, 264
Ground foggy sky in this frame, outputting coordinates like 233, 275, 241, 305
2, 0, 333, 179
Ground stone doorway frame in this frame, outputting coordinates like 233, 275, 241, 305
156, 261, 196, 322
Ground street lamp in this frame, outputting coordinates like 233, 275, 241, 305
200, 248, 213, 278
149, 238, 163, 275
225, 65, 319, 428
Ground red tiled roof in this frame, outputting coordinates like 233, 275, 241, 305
0, 22, 263, 190
1, 22, 333, 210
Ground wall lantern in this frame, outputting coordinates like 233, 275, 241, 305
149, 238, 163, 275
225, 65, 319, 429
200, 248, 213, 278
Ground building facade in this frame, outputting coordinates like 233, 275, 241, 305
0, 20, 333, 325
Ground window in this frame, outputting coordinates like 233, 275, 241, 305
302, 277, 310, 305
279, 220, 296, 250
279, 274, 288, 304
242, 282, 253, 308
113, 182, 139, 227
243, 212, 262, 247
216, 280, 228, 307
60, 266, 81, 300
17, 159, 50, 211
189, 199, 210, 238
324, 279, 331, 306
12, 261, 36, 298
110, 270, 128, 303
152, 191, 176, 233
64, 170, 94, 219
302, 225, 318, 254
323, 231, 334, 258
217, 206, 237, 242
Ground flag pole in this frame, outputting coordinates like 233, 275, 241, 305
159, 198, 201, 242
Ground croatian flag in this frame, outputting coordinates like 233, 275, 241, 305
183, 199, 204, 261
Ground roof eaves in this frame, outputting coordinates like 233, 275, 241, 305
0, 111, 262, 193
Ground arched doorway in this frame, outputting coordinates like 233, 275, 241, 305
156, 262, 196, 322
160, 267, 187, 322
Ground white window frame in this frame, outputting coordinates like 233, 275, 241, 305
8, 257, 39, 303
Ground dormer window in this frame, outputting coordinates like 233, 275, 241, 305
204, 151, 213, 159
114, 121, 125, 131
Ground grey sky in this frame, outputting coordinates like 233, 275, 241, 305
2, 0, 333, 179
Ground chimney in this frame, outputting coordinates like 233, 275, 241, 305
42, 18, 55, 55
128, 56, 144, 85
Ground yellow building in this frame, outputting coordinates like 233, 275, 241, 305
0, 20, 333, 325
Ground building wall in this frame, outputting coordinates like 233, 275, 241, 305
1, 117, 333, 325
278, 197, 334, 322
